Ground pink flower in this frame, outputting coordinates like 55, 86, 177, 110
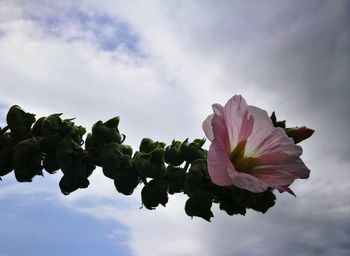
202, 95, 310, 195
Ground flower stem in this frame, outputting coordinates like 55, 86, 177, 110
141, 177, 148, 185
0, 126, 9, 135
183, 162, 190, 172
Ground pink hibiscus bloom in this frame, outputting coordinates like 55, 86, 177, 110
202, 95, 311, 195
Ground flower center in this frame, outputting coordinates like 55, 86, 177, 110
229, 140, 258, 173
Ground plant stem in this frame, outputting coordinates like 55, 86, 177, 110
183, 162, 190, 172
141, 177, 148, 185
0, 126, 9, 135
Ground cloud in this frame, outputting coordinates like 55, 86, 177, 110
0, 0, 349, 256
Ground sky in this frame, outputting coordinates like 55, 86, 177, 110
0, 0, 349, 255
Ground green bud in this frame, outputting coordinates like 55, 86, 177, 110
0, 133, 15, 177
114, 167, 140, 195
165, 165, 185, 194
164, 140, 184, 166
79, 178, 90, 189
235, 188, 257, 208
193, 138, 206, 147
218, 189, 246, 216
42, 114, 64, 149
85, 133, 103, 162
31, 117, 45, 137
59, 174, 78, 195
284, 127, 314, 144
134, 151, 165, 179
121, 144, 133, 157
66, 121, 86, 145
139, 138, 157, 153
59, 173, 90, 196
270, 112, 286, 128
82, 156, 96, 177
185, 191, 214, 222
249, 189, 276, 213
6, 105, 36, 140
184, 160, 206, 192
101, 142, 123, 179
43, 154, 60, 174
12, 138, 43, 182
56, 138, 84, 175
180, 139, 205, 163
92, 120, 122, 144
104, 117, 120, 129
149, 147, 165, 163
141, 179, 169, 210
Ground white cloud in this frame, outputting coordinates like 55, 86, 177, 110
0, 0, 349, 255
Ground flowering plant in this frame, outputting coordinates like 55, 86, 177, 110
0, 95, 313, 221
203, 95, 312, 196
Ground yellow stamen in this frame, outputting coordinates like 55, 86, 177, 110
230, 140, 258, 173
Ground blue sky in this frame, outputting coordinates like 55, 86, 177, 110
0, 1, 349, 256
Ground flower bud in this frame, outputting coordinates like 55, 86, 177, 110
234, 188, 256, 208
139, 138, 158, 153
43, 154, 60, 174
92, 120, 122, 144
12, 138, 43, 182
0, 133, 15, 177
218, 189, 246, 216
134, 146, 166, 178
82, 156, 96, 177
285, 127, 314, 144
31, 117, 45, 137
164, 140, 184, 166
149, 147, 165, 163
59, 173, 90, 195
64, 119, 86, 145
114, 167, 140, 195
85, 133, 104, 163
180, 139, 205, 163
6, 105, 36, 140
42, 114, 64, 149
219, 194, 246, 216
121, 144, 133, 157
104, 117, 120, 130
270, 112, 286, 128
55, 139, 84, 175
184, 160, 206, 192
100, 142, 123, 179
59, 174, 78, 195
185, 191, 214, 222
248, 189, 276, 213
141, 179, 169, 210
165, 165, 185, 194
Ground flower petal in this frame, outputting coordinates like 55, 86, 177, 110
212, 114, 230, 151
208, 138, 269, 192
253, 128, 303, 157
231, 172, 269, 193
202, 114, 214, 141
253, 152, 310, 190
223, 95, 251, 150
212, 103, 224, 117
207, 141, 234, 186
245, 106, 274, 155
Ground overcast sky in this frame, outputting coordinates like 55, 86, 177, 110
0, 1, 349, 255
